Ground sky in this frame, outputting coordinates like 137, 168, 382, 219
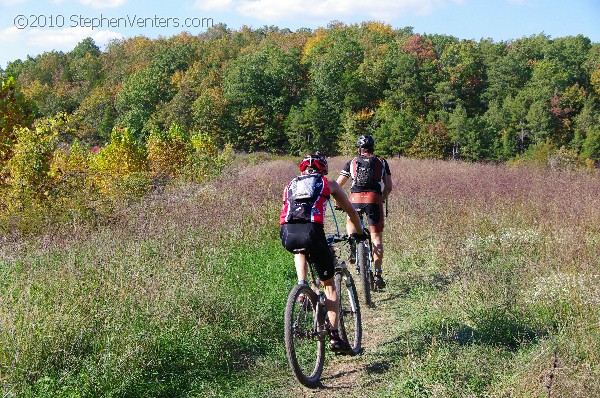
1, 0, 599, 69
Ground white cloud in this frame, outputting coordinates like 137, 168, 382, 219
0, 26, 122, 51
228, 0, 465, 22
0, 0, 25, 6
79, 0, 126, 9
193, 0, 234, 11
28, 26, 122, 48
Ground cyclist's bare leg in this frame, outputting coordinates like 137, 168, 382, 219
370, 231, 384, 272
345, 215, 357, 235
322, 277, 339, 330
294, 253, 308, 282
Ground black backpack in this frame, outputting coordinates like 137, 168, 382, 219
354, 155, 379, 188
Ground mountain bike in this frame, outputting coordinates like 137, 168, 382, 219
284, 233, 362, 388
355, 211, 376, 307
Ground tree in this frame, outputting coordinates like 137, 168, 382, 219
580, 128, 600, 162
192, 86, 231, 146
407, 121, 451, 159
526, 99, 553, 144
1, 77, 34, 179
303, 25, 366, 135
482, 99, 511, 160
438, 40, 486, 114
71, 37, 101, 59
114, 41, 194, 138
372, 101, 418, 157
223, 44, 303, 151
483, 43, 530, 103
285, 98, 336, 155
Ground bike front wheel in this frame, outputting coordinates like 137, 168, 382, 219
357, 241, 373, 306
335, 269, 362, 355
284, 284, 325, 387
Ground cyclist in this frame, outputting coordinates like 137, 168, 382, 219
336, 134, 392, 289
280, 153, 366, 354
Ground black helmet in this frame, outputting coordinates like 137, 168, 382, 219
357, 134, 375, 149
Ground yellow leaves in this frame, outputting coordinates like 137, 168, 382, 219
170, 70, 186, 90
90, 127, 148, 195
590, 68, 600, 97
301, 28, 329, 64
3, 123, 57, 212
361, 21, 394, 36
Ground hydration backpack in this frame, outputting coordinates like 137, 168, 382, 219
354, 155, 378, 188
283, 174, 329, 223
289, 174, 320, 201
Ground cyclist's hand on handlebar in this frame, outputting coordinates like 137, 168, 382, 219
352, 229, 369, 242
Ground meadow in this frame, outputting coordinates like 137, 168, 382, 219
1, 155, 599, 397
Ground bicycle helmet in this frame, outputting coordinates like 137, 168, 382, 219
299, 152, 328, 175
357, 134, 375, 149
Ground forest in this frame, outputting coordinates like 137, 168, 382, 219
3, 21, 600, 158
1, 22, 600, 226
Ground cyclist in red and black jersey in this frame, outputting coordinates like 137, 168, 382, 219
337, 135, 393, 289
280, 153, 365, 353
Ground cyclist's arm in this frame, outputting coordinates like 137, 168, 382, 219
336, 174, 349, 188
329, 180, 364, 234
383, 173, 392, 201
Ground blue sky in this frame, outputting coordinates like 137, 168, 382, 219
1, 0, 599, 69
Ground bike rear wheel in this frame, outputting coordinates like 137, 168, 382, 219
335, 269, 362, 355
284, 284, 325, 387
357, 241, 373, 306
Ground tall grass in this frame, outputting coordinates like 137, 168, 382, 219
1, 156, 598, 397
0, 158, 299, 397
362, 157, 600, 397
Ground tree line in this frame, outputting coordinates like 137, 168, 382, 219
2, 22, 600, 165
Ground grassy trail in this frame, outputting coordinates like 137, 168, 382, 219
1, 156, 599, 397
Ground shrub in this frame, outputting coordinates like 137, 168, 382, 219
146, 124, 192, 179
181, 132, 233, 183
89, 127, 149, 196
3, 122, 57, 212
580, 128, 600, 162
49, 139, 100, 223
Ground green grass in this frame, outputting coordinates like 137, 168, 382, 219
0, 231, 293, 397
1, 156, 599, 397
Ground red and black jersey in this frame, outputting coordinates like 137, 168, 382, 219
280, 174, 330, 225
340, 154, 391, 195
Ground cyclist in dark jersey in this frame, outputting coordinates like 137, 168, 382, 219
337, 135, 393, 289
280, 153, 365, 353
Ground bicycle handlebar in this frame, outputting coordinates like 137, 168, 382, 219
327, 231, 369, 245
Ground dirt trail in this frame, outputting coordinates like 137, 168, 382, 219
285, 285, 404, 398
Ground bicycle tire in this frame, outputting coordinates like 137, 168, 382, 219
284, 284, 325, 387
357, 241, 372, 306
335, 269, 362, 355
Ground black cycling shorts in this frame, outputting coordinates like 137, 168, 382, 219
352, 202, 383, 232
280, 222, 335, 281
